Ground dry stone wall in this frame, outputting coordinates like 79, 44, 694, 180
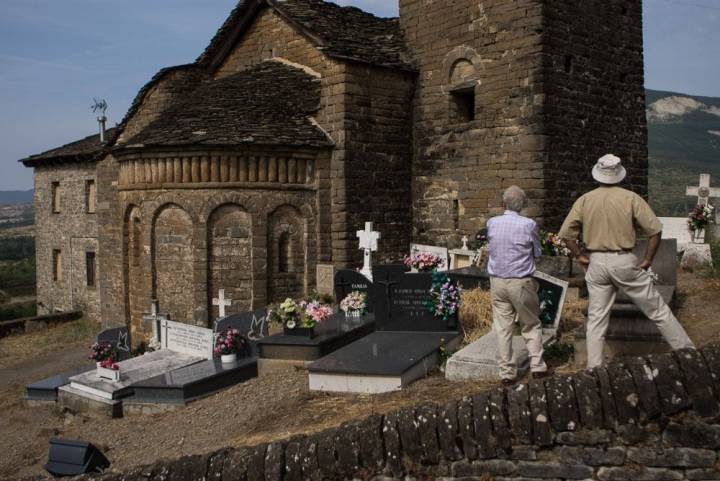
54, 345, 720, 481
33, 163, 99, 320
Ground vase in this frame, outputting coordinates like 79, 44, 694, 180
692, 229, 705, 244
345, 310, 362, 319
97, 366, 121, 382
221, 353, 237, 363
284, 326, 315, 338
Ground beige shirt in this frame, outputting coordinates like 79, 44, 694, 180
558, 186, 663, 251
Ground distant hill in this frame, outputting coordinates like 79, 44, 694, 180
647, 89, 720, 216
0, 190, 33, 205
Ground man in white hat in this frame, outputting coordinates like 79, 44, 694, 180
558, 154, 695, 369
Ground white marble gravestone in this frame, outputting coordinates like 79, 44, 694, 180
445, 271, 567, 381
410, 243, 449, 272
161, 320, 214, 359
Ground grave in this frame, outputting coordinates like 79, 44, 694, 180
308, 265, 463, 393
445, 271, 568, 381
125, 311, 267, 410
573, 238, 680, 366
334, 269, 375, 313
679, 173, 717, 267
449, 236, 478, 269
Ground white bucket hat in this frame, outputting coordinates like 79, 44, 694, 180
592, 154, 626, 184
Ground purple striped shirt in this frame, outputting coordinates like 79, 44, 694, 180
486, 210, 541, 278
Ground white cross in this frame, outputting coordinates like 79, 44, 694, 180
356, 221, 380, 281
686, 174, 720, 206
461, 235, 469, 250
212, 289, 232, 319
142, 300, 166, 344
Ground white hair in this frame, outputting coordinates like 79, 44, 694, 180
503, 185, 527, 212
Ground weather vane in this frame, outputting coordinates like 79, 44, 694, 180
91, 98, 108, 143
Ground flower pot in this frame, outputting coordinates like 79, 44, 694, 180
345, 310, 362, 319
692, 229, 706, 244
221, 353, 237, 363
284, 326, 315, 338
97, 366, 121, 382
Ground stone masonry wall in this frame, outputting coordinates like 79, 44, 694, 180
215, 6, 414, 266
541, 0, 648, 229
63, 345, 720, 481
401, 0, 545, 246
33, 163, 100, 321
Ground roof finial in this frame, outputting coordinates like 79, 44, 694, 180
92, 98, 108, 144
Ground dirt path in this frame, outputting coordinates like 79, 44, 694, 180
0, 345, 88, 388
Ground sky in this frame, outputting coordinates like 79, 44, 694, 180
0, 0, 718, 191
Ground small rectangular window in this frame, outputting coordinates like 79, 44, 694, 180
85, 179, 96, 214
51, 182, 60, 213
450, 88, 476, 122
86, 251, 96, 287
52, 249, 62, 282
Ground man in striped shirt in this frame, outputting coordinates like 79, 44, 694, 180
486, 185, 548, 385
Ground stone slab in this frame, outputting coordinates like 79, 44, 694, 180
681, 243, 712, 270
127, 357, 257, 405
307, 331, 458, 377
445, 331, 529, 381
258, 313, 375, 361
68, 349, 203, 400
58, 385, 123, 418
659, 217, 692, 250
25, 365, 94, 402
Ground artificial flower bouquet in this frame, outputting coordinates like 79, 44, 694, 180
540, 230, 571, 257
425, 272, 461, 326
268, 297, 333, 336
688, 203, 714, 239
403, 250, 444, 272
214, 327, 249, 359
89, 341, 118, 364
340, 291, 367, 317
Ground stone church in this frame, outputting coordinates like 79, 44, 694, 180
20, 0, 648, 343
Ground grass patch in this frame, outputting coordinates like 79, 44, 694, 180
0, 258, 35, 295
0, 317, 98, 368
0, 303, 36, 322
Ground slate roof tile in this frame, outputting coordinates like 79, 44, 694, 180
19, 127, 117, 167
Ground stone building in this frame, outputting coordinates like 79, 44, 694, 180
21, 0, 647, 341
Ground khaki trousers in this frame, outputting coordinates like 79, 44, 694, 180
490, 277, 548, 380
585, 252, 695, 369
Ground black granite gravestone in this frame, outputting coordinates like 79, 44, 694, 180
446, 266, 490, 290
376, 272, 458, 332
214, 308, 268, 357
536, 274, 565, 328
334, 270, 374, 312
96, 326, 131, 360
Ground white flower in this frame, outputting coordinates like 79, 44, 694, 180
286, 320, 296, 329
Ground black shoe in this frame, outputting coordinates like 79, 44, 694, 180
532, 370, 551, 380
501, 378, 517, 386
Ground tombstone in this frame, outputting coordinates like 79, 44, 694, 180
96, 326, 132, 360
334, 269, 374, 312
409, 243, 449, 272
316, 264, 336, 297
357, 222, 380, 281
141, 300, 169, 345
214, 308, 268, 357
444, 271, 568, 381
160, 319, 215, 359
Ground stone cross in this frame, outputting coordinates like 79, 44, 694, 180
356, 222, 380, 281
461, 235, 469, 250
212, 289, 232, 319
686, 174, 720, 206
141, 299, 167, 344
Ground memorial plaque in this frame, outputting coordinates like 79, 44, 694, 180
334, 270, 374, 312
316, 264, 336, 296
377, 273, 458, 332
161, 320, 214, 359
534, 271, 568, 330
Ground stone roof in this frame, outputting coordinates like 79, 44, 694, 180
19, 127, 117, 167
198, 0, 414, 71
118, 60, 333, 151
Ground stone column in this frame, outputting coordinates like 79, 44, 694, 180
229, 156, 238, 182
173, 158, 182, 183
152, 159, 160, 184
220, 156, 230, 182
258, 157, 268, 182
239, 157, 248, 182
297, 159, 307, 184
191, 156, 200, 183
249, 157, 258, 182
182, 157, 191, 183
288, 158, 297, 184
278, 157, 288, 183
200, 156, 210, 183
268, 157, 278, 182
210, 156, 220, 182
158, 158, 166, 184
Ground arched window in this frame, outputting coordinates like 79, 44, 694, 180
278, 232, 291, 273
